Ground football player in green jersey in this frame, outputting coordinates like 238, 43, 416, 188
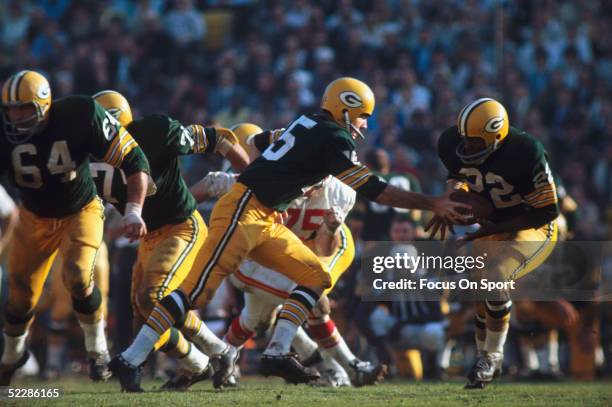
111, 77, 470, 390
92, 90, 250, 391
0, 70, 151, 385
427, 98, 559, 388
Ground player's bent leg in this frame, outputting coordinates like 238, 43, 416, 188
59, 198, 111, 381
466, 222, 557, 389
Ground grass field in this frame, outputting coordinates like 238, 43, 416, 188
2, 377, 611, 406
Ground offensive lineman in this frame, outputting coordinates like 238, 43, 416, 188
92, 90, 250, 391
0, 70, 151, 385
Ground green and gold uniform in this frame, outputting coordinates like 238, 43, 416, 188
89, 115, 236, 345
438, 125, 559, 281
175, 113, 388, 311
0, 96, 149, 334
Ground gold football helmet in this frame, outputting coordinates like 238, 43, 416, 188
230, 122, 263, 153
1, 70, 52, 143
456, 98, 509, 164
321, 77, 375, 138
93, 90, 133, 127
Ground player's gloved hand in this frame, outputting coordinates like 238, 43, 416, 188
322, 206, 343, 235
121, 202, 147, 242
424, 215, 455, 240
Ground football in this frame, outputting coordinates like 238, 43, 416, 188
449, 190, 494, 225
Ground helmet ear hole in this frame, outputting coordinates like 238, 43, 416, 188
496, 134, 501, 140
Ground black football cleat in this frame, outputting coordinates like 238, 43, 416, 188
160, 364, 212, 391
89, 351, 112, 382
465, 352, 503, 389
108, 355, 144, 393
0, 352, 30, 386
259, 353, 320, 384
349, 359, 388, 387
210, 347, 238, 390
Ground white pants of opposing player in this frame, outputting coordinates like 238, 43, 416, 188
228, 260, 350, 382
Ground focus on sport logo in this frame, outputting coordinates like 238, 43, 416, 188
339, 91, 363, 108
484, 116, 504, 133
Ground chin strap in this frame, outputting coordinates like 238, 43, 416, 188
343, 109, 364, 139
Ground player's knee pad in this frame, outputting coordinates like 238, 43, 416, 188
485, 299, 512, 319
4, 309, 34, 330
72, 286, 102, 316
158, 290, 190, 327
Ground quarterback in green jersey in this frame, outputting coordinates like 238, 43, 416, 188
111, 77, 469, 391
428, 98, 559, 389
92, 90, 250, 391
0, 70, 151, 385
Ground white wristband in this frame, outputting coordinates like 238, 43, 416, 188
125, 202, 142, 217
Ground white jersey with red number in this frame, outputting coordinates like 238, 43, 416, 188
284, 176, 356, 240
232, 176, 356, 296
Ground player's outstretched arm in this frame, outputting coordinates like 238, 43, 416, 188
374, 184, 470, 224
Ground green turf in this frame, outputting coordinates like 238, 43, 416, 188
2, 378, 611, 406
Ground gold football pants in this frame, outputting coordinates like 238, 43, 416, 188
49, 240, 110, 322
182, 182, 331, 308
6, 198, 104, 335
130, 210, 207, 331
474, 220, 558, 282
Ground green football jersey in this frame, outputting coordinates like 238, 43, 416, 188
0, 95, 149, 217
438, 125, 559, 223
90, 114, 221, 231
239, 114, 387, 211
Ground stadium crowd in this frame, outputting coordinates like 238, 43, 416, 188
0, 0, 610, 383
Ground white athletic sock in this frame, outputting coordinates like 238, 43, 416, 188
1, 332, 27, 365
484, 327, 508, 355
292, 327, 318, 360
178, 344, 210, 374
264, 319, 299, 356
79, 319, 108, 354
190, 322, 227, 355
326, 336, 357, 371
121, 325, 160, 367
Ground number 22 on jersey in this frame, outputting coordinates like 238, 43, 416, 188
11, 141, 77, 188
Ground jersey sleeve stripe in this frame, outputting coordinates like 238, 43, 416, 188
342, 168, 370, 185
528, 195, 557, 207
193, 125, 208, 153
338, 165, 367, 181
349, 173, 372, 189
530, 197, 558, 208
524, 188, 556, 202
104, 130, 136, 167
102, 129, 126, 164
336, 165, 363, 179
113, 138, 138, 167
524, 184, 556, 199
